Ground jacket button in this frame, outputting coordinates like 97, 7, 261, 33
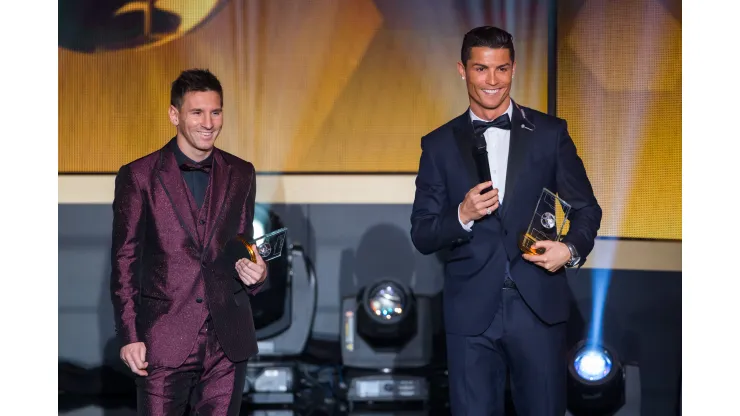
196, 298, 203, 303
199, 219, 205, 225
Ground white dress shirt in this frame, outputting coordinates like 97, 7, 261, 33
458, 101, 514, 231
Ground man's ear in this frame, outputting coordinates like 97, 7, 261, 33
457, 61, 466, 79
168, 105, 179, 126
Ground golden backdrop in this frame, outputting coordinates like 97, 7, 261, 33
58, 0, 550, 173
59, 0, 681, 240
557, 0, 681, 240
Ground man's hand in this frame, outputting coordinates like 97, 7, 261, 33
235, 245, 267, 286
120, 342, 148, 376
522, 241, 571, 273
459, 181, 499, 223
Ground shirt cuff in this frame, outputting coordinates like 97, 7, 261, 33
458, 203, 474, 232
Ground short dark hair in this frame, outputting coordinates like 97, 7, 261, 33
461, 26, 515, 66
170, 69, 223, 109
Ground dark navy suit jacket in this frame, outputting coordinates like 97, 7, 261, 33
410, 100, 601, 336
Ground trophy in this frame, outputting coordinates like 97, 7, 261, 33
231, 227, 288, 263
519, 189, 571, 255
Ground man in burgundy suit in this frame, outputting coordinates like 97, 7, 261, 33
110, 69, 268, 415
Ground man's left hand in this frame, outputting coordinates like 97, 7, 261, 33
235, 245, 267, 286
522, 241, 571, 273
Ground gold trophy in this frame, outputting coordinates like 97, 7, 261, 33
231, 227, 288, 263
519, 189, 571, 255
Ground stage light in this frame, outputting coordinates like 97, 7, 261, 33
249, 204, 291, 335
253, 367, 294, 393
574, 348, 613, 382
340, 225, 434, 410
244, 363, 297, 407
239, 204, 318, 407
355, 280, 419, 352
252, 202, 271, 240
344, 279, 429, 365
567, 340, 626, 416
365, 281, 406, 322
252, 219, 265, 242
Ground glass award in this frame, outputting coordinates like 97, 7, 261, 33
234, 227, 288, 262
518, 189, 571, 255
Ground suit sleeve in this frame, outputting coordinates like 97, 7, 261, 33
410, 136, 471, 255
238, 165, 265, 295
110, 165, 144, 346
555, 120, 602, 262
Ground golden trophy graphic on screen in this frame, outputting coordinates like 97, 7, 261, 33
59, 0, 229, 53
518, 188, 571, 255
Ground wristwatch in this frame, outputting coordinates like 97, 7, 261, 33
564, 242, 581, 268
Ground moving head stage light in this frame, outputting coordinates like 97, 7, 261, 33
342, 280, 431, 410
567, 340, 626, 416
340, 225, 433, 411
234, 205, 318, 407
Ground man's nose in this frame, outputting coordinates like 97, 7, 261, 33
487, 69, 498, 85
202, 114, 213, 129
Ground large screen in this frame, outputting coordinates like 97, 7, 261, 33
557, 0, 681, 240
59, 0, 681, 241
58, 0, 550, 173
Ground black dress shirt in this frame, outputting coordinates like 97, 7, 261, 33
171, 140, 212, 209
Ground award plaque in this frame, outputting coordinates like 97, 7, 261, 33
519, 189, 571, 255
233, 227, 288, 263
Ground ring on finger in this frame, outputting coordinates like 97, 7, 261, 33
486, 207, 492, 215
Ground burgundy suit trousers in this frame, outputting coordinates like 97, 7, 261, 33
135, 317, 247, 416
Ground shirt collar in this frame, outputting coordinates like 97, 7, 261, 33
468, 99, 514, 123
171, 138, 214, 166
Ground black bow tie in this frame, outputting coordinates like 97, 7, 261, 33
179, 161, 212, 173
472, 113, 511, 136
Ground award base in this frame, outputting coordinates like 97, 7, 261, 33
226, 227, 288, 263
519, 233, 546, 255
235, 236, 260, 263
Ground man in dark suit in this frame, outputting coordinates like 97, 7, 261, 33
110, 69, 267, 416
410, 27, 601, 415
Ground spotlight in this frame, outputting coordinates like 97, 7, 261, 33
567, 340, 625, 416
248, 204, 290, 334
366, 281, 406, 321
251, 366, 294, 393
574, 348, 613, 382
234, 204, 318, 407
246, 204, 317, 353
344, 279, 430, 366
252, 216, 266, 242
244, 363, 296, 407
356, 280, 418, 349
340, 225, 434, 410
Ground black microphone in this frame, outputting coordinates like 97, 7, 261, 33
472, 135, 493, 194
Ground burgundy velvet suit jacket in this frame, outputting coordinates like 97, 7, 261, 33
110, 139, 263, 368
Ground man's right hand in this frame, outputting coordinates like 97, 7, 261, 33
120, 342, 148, 376
459, 181, 499, 223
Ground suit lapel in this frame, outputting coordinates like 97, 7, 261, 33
202, 149, 233, 254
156, 143, 200, 248
452, 111, 478, 188
501, 100, 535, 219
